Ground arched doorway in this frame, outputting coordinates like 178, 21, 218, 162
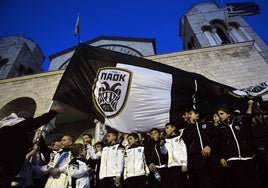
0, 97, 36, 120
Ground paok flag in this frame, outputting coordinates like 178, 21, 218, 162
226, 2, 260, 16
53, 43, 241, 133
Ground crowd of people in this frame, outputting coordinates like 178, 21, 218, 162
0, 100, 267, 188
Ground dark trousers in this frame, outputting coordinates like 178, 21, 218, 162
147, 167, 168, 188
191, 162, 223, 188
166, 166, 189, 188
98, 177, 120, 188
124, 175, 147, 188
226, 159, 262, 188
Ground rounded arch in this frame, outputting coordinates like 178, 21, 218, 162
0, 97, 36, 119
210, 19, 228, 30
201, 25, 212, 32
210, 19, 230, 44
229, 21, 240, 29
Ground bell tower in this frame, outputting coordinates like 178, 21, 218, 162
179, 2, 268, 63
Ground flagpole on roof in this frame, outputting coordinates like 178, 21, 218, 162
74, 12, 80, 44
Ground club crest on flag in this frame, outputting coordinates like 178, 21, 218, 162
93, 67, 132, 117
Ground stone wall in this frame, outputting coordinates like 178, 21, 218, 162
148, 41, 268, 89
0, 70, 64, 117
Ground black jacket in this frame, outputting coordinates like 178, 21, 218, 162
0, 110, 58, 182
251, 113, 268, 166
144, 139, 168, 167
217, 115, 255, 160
182, 121, 219, 169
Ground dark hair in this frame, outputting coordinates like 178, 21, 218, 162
106, 126, 118, 136
94, 141, 105, 148
217, 106, 232, 115
165, 122, 176, 128
106, 129, 118, 141
127, 133, 139, 140
150, 128, 161, 134
83, 133, 92, 139
189, 108, 203, 117
70, 143, 85, 157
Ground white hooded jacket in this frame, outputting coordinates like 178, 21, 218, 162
124, 145, 149, 179
161, 135, 188, 167
99, 143, 124, 180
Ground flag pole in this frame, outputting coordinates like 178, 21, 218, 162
33, 100, 55, 142
220, 0, 230, 21
74, 12, 80, 44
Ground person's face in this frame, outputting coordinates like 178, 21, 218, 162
61, 136, 72, 149
189, 110, 199, 123
217, 110, 230, 122
94, 144, 103, 152
182, 112, 190, 122
82, 135, 92, 145
213, 113, 220, 124
165, 124, 176, 136
106, 133, 116, 145
80, 147, 87, 158
127, 135, 138, 146
53, 141, 61, 151
150, 130, 160, 141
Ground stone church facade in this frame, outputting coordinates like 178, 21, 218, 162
0, 2, 267, 141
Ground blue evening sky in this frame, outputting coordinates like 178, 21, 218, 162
0, 0, 267, 71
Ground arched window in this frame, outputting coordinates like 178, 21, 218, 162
229, 22, 245, 42
210, 19, 231, 44
201, 25, 218, 46
228, 21, 261, 51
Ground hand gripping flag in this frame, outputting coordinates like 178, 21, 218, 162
53, 43, 243, 133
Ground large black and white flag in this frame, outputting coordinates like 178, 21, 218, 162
53, 44, 244, 133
